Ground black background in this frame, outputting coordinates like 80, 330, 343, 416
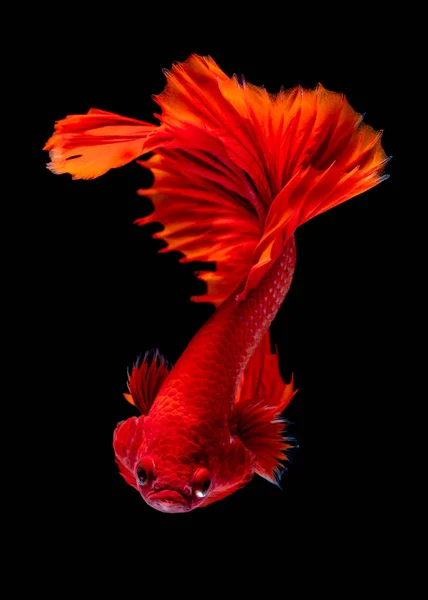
36, 18, 402, 572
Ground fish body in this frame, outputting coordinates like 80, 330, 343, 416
44, 55, 389, 512
142, 237, 296, 511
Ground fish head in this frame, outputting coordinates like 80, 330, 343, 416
129, 415, 256, 513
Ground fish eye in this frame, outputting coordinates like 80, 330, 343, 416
137, 467, 147, 485
136, 457, 155, 487
193, 467, 211, 498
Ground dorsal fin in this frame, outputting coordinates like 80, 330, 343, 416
124, 349, 171, 415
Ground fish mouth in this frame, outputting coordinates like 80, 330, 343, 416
147, 490, 190, 514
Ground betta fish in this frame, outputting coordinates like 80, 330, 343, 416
44, 55, 389, 513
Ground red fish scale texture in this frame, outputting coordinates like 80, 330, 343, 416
149, 236, 296, 434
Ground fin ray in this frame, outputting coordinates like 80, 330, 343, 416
44, 108, 159, 179
125, 349, 171, 415
232, 333, 297, 483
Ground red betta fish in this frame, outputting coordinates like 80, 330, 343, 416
44, 55, 389, 513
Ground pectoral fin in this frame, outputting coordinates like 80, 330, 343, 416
124, 349, 171, 415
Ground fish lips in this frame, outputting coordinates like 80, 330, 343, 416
147, 490, 191, 513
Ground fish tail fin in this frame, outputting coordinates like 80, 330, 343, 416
135, 56, 389, 305
231, 332, 297, 484
44, 55, 389, 304
43, 108, 158, 179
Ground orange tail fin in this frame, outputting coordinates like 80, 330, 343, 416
44, 55, 389, 305
44, 108, 159, 179
138, 56, 389, 305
